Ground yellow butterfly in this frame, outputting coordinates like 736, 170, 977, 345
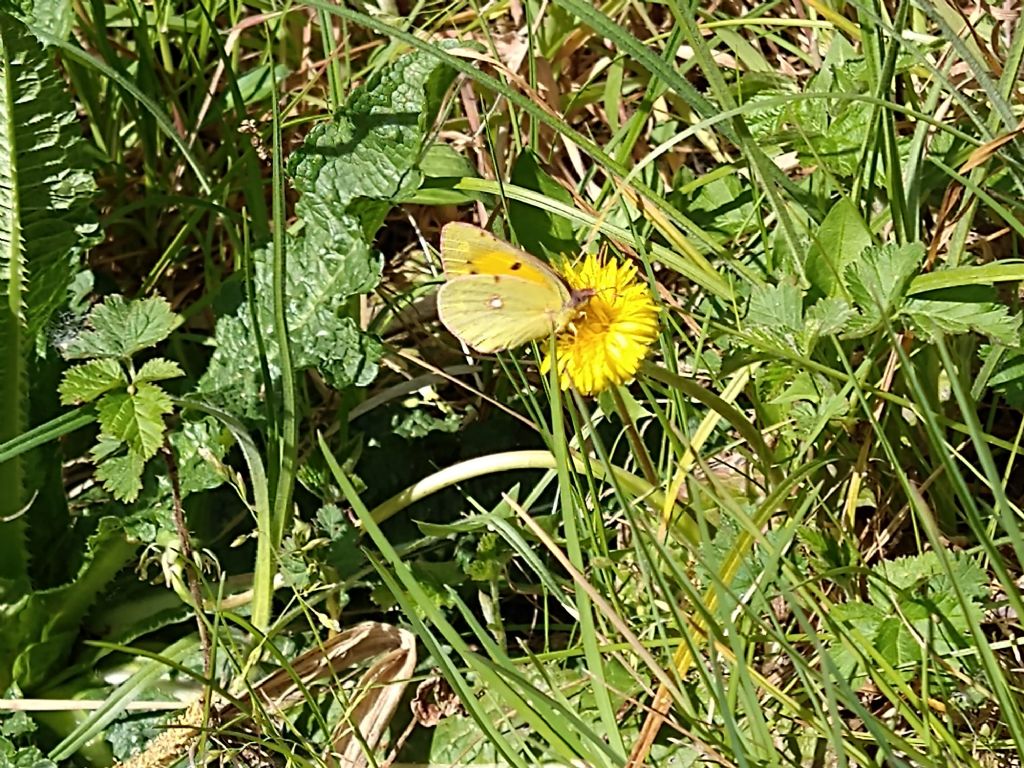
436, 222, 593, 353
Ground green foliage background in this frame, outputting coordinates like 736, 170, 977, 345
1, 1, 1024, 766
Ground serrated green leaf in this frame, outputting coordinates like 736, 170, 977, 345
829, 552, 989, 683
135, 358, 185, 383
58, 358, 125, 404
96, 383, 172, 460
904, 296, 1021, 345
63, 296, 181, 360
806, 197, 872, 296
95, 452, 145, 502
842, 242, 923, 337
0, 12, 99, 610
829, 601, 885, 681
746, 281, 803, 335
799, 296, 855, 353
89, 434, 123, 461
0, 12, 98, 336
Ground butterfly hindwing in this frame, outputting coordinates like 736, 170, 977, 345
437, 274, 567, 353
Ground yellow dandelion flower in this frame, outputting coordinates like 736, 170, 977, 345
541, 253, 659, 395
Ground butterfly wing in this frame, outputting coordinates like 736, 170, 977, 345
437, 274, 568, 353
441, 222, 569, 291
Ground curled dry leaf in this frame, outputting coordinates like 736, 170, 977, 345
410, 674, 463, 727
115, 622, 416, 768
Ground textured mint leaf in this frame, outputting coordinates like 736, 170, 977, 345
2, 0, 74, 39
64, 296, 181, 360
170, 418, 229, 496
904, 296, 1021, 345
0, 738, 56, 768
842, 242, 923, 337
289, 46, 458, 215
135, 358, 185, 383
299, 314, 382, 390
198, 50, 455, 420
194, 314, 267, 421
94, 452, 145, 502
58, 358, 125, 405
0, 711, 34, 737
96, 383, 172, 461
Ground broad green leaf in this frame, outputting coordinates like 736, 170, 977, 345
96, 383, 172, 461
806, 197, 872, 296
828, 552, 988, 684
870, 552, 986, 674
673, 166, 755, 239
134, 358, 184, 384
508, 149, 578, 264
419, 143, 477, 179
63, 296, 181, 360
58, 358, 124, 404
222, 63, 291, 112
829, 601, 885, 682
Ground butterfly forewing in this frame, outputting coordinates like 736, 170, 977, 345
440, 222, 570, 294
437, 274, 567, 353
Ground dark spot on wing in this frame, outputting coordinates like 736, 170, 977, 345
492, 275, 501, 283
468, 269, 477, 274
510, 261, 523, 271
